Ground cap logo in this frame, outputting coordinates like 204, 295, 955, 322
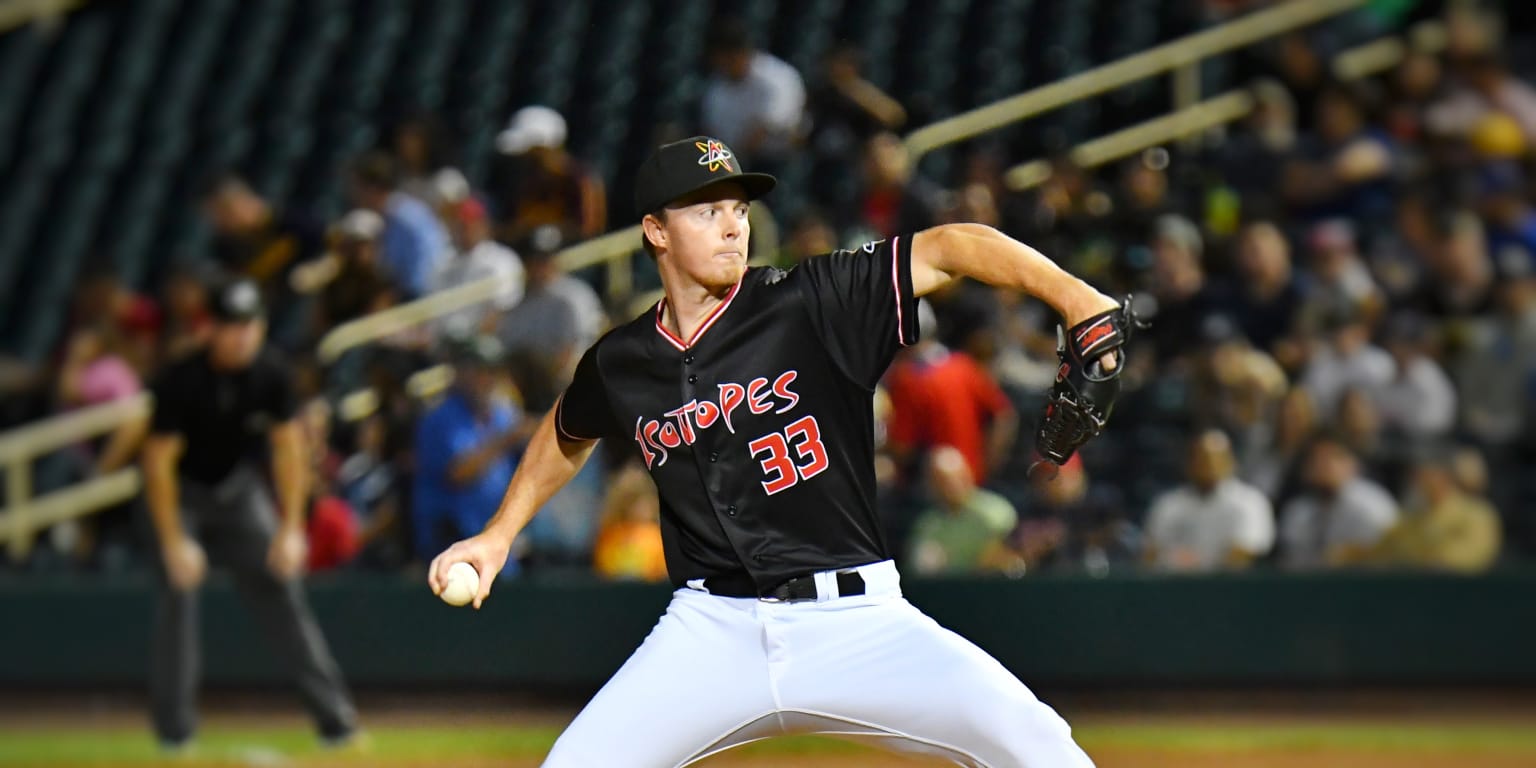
226, 282, 261, 314
695, 139, 735, 173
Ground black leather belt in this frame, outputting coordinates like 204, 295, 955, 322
703, 570, 867, 601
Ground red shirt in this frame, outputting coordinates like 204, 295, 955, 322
885, 347, 1013, 484
307, 495, 360, 571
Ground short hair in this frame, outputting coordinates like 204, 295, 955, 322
350, 151, 400, 191
708, 18, 752, 56
198, 170, 253, 202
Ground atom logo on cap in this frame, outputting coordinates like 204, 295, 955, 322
695, 139, 735, 173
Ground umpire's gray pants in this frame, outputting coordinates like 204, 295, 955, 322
150, 465, 356, 743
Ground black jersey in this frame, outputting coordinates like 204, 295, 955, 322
149, 347, 297, 486
556, 235, 919, 590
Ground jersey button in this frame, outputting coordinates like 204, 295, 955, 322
726, 504, 737, 516
687, 374, 698, 384
709, 451, 719, 462
683, 353, 694, 364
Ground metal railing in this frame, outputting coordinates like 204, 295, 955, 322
0, 0, 1399, 556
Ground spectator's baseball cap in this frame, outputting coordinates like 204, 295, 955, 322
334, 209, 385, 241
633, 136, 776, 217
452, 197, 488, 225
210, 278, 266, 323
444, 334, 506, 368
496, 106, 567, 155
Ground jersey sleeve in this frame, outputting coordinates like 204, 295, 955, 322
554, 342, 619, 442
794, 234, 920, 388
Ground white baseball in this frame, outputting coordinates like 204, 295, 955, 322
440, 561, 480, 607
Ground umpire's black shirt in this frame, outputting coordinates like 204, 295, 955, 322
556, 235, 920, 591
150, 348, 297, 486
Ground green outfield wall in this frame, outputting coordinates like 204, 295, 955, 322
2, 569, 1532, 689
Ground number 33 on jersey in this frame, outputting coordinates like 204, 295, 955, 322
553, 235, 920, 590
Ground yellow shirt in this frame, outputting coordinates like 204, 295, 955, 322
1374, 493, 1501, 574
594, 520, 669, 582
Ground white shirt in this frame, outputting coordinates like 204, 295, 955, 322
1279, 478, 1399, 570
1372, 355, 1457, 438
549, 274, 605, 351
1145, 478, 1275, 572
432, 240, 525, 341
702, 51, 806, 157
1301, 342, 1394, 416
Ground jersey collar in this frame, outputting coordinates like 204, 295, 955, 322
655, 275, 744, 352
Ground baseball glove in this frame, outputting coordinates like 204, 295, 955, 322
1033, 297, 1146, 468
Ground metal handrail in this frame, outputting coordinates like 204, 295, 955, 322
903, 0, 1368, 162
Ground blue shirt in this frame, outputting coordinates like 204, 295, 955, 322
413, 392, 520, 560
382, 192, 449, 298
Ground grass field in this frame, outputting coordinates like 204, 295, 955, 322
3, 711, 1536, 767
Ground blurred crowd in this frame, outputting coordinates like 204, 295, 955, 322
6, 2, 1533, 583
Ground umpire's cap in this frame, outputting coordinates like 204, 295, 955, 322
633, 136, 776, 218
210, 278, 266, 323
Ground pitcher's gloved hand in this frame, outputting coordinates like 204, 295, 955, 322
1032, 296, 1147, 471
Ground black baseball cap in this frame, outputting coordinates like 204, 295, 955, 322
444, 334, 506, 368
210, 278, 266, 323
633, 136, 776, 218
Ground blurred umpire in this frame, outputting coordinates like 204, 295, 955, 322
141, 278, 357, 750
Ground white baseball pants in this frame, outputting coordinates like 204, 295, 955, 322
542, 561, 1093, 767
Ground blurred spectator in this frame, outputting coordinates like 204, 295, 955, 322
906, 446, 1018, 575
1108, 152, 1176, 249
348, 151, 450, 299
1477, 163, 1536, 279
1412, 210, 1495, 319
1384, 49, 1446, 143
157, 265, 213, 364
592, 464, 668, 582
63, 267, 160, 377
1453, 271, 1536, 447
432, 197, 525, 343
300, 399, 360, 572
1426, 51, 1536, 144
702, 19, 805, 168
1373, 312, 1457, 442
1144, 214, 1224, 363
1231, 220, 1304, 358
1298, 219, 1384, 331
1278, 434, 1398, 569
1284, 81, 1396, 225
297, 210, 397, 333
1005, 456, 1135, 576
1368, 191, 1437, 302
387, 112, 458, 204
200, 174, 324, 346
497, 227, 605, 387
1335, 387, 1385, 476
336, 414, 402, 568
884, 302, 1017, 486
488, 106, 606, 244
1219, 79, 1299, 210
1299, 304, 1393, 417
56, 323, 147, 475
807, 44, 906, 163
1372, 450, 1502, 573
781, 212, 838, 266
1144, 430, 1274, 572
851, 132, 942, 240
411, 336, 530, 566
